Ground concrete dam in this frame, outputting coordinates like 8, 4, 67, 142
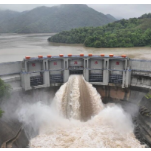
0, 54, 151, 147
1, 54, 151, 91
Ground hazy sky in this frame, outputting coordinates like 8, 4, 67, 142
0, 4, 151, 19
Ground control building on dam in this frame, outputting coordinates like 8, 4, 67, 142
0, 54, 151, 91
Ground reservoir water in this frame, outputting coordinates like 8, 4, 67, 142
0, 33, 151, 63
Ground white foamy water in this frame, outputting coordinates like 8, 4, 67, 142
29, 75, 144, 148
52, 75, 104, 121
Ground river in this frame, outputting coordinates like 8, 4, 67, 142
0, 33, 151, 63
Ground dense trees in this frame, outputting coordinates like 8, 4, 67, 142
48, 14, 151, 48
139, 13, 151, 19
0, 78, 11, 118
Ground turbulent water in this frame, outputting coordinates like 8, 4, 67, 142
29, 75, 144, 148
52, 75, 104, 121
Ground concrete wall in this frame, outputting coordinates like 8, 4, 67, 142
130, 59, 151, 88
130, 59, 151, 71
0, 62, 22, 76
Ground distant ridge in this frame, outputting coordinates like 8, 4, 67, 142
0, 10, 20, 24
0, 4, 117, 33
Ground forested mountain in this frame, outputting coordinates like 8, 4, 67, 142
0, 10, 20, 24
48, 13, 151, 48
0, 4, 116, 33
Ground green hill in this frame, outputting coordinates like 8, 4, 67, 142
0, 4, 116, 33
48, 13, 151, 47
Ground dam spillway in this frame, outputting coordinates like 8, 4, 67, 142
0, 54, 151, 147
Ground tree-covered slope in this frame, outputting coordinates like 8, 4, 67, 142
48, 13, 151, 47
0, 10, 20, 24
0, 4, 116, 33
0, 78, 11, 118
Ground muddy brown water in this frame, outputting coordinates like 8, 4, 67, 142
0, 33, 151, 63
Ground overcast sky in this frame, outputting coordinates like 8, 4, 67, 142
0, 4, 151, 19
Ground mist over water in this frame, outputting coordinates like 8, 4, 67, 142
18, 75, 143, 148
